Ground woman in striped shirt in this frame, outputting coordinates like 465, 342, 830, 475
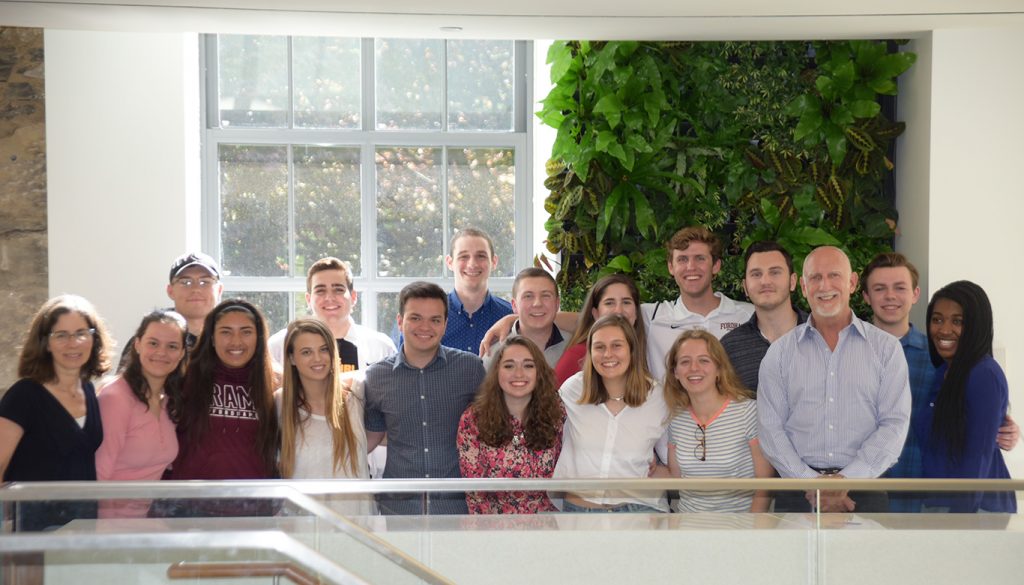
662, 330, 774, 512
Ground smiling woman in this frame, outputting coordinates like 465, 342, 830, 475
166, 299, 279, 485
0, 295, 113, 531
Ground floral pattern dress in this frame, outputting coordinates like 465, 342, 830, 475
457, 405, 565, 514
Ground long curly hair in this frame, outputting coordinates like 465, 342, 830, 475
279, 318, 360, 477
663, 329, 752, 416
927, 280, 994, 463
579, 315, 653, 407
121, 309, 188, 410
18, 294, 114, 383
472, 336, 563, 450
169, 298, 279, 476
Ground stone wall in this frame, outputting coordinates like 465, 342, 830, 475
0, 27, 46, 391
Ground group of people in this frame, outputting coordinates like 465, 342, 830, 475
0, 225, 1016, 527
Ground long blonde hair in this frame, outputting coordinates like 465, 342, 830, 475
279, 318, 359, 477
663, 329, 751, 416
579, 315, 652, 407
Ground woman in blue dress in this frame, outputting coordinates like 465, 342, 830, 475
918, 280, 1015, 513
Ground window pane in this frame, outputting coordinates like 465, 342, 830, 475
375, 39, 443, 131
375, 147, 443, 277
226, 291, 290, 336
218, 35, 288, 128
447, 40, 514, 132
294, 146, 362, 275
376, 292, 402, 343
293, 37, 361, 129
220, 145, 289, 277
448, 148, 516, 277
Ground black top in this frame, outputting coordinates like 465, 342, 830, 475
0, 378, 102, 482
720, 310, 808, 395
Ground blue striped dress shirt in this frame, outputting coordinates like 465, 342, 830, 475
757, 314, 911, 479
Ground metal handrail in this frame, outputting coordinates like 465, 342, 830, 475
2, 477, 1024, 499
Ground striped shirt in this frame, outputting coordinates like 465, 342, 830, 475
720, 309, 808, 395
756, 314, 911, 479
670, 399, 759, 513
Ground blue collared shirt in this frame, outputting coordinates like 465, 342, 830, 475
888, 325, 936, 480
441, 289, 513, 353
364, 345, 486, 514
757, 314, 911, 479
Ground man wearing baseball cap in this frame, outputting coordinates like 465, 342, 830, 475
166, 252, 224, 348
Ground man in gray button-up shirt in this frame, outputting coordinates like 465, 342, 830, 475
365, 282, 486, 515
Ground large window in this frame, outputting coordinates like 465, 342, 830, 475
202, 36, 532, 335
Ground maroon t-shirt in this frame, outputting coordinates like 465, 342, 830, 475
168, 362, 272, 479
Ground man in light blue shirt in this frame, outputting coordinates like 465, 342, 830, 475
758, 246, 911, 513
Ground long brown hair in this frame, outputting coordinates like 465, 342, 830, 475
471, 336, 563, 450
279, 318, 360, 477
579, 315, 653, 407
565, 274, 648, 362
121, 309, 188, 410
18, 294, 113, 383
663, 329, 751, 416
169, 299, 279, 476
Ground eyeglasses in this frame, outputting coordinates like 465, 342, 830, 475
694, 424, 707, 462
173, 277, 218, 289
49, 328, 95, 344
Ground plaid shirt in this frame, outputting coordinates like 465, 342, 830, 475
887, 325, 937, 512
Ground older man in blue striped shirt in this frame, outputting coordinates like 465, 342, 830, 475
758, 246, 911, 513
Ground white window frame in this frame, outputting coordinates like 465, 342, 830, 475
200, 36, 533, 332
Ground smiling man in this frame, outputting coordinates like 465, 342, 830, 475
482, 267, 570, 370
721, 241, 807, 394
643, 226, 753, 380
268, 257, 395, 372
757, 246, 911, 513
442, 228, 513, 353
364, 282, 486, 515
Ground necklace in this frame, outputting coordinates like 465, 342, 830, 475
608, 395, 625, 402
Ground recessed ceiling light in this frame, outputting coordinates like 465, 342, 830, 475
440, 26, 463, 32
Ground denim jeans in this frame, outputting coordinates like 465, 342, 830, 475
562, 500, 661, 513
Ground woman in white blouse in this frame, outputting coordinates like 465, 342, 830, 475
553, 314, 669, 512
275, 318, 371, 514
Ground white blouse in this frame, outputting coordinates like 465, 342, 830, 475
553, 372, 670, 511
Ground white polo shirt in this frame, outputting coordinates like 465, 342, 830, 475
642, 292, 754, 382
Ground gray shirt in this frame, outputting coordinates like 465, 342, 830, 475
482, 321, 570, 371
364, 345, 486, 514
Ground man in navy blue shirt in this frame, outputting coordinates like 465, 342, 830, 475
441, 228, 512, 353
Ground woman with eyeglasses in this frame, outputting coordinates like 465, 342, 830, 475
553, 314, 669, 513
659, 330, 774, 512
94, 310, 187, 518
167, 299, 279, 484
276, 318, 372, 514
458, 336, 566, 514
554, 274, 649, 388
917, 281, 1015, 513
0, 295, 113, 530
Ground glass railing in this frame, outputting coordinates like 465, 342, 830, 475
2, 478, 1023, 585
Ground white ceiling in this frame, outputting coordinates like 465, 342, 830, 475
2, 0, 1023, 38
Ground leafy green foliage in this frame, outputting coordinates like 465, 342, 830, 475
538, 40, 914, 311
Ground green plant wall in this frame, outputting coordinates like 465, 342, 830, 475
537, 41, 916, 313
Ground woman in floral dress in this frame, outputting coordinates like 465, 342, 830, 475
458, 336, 566, 513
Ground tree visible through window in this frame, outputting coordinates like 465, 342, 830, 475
204, 35, 529, 334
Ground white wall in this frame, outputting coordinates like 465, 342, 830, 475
45, 30, 201, 351
923, 28, 1024, 474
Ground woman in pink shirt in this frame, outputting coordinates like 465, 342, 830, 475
95, 310, 187, 517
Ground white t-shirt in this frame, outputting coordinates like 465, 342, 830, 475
642, 292, 754, 382
274, 382, 374, 515
553, 372, 670, 511
268, 318, 396, 371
